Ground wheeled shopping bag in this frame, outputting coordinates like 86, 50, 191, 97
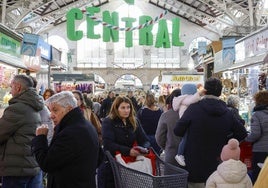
105, 150, 188, 188
240, 141, 253, 170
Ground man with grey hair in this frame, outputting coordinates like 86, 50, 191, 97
0, 74, 44, 187
32, 91, 99, 188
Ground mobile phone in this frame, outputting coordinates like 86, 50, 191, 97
133, 146, 149, 154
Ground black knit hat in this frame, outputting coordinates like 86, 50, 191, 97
205, 77, 223, 97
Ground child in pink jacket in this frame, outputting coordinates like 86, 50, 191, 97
173, 84, 204, 166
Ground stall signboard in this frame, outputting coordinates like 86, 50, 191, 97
159, 74, 204, 95
0, 32, 21, 57
244, 28, 268, 58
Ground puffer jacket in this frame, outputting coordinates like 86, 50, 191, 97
245, 106, 268, 152
172, 92, 201, 117
0, 88, 44, 176
206, 159, 252, 188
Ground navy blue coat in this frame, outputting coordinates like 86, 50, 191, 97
102, 117, 150, 156
98, 117, 150, 188
32, 107, 99, 188
174, 97, 247, 183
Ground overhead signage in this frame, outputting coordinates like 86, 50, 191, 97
161, 74, 204, 84
0, 32, 21, 57
21, 33, 52, 61
244, 29, 268, 58
66, 7, 184, 48
21, 33, 39, 57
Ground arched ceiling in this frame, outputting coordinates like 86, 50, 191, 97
0, 0, 267, 37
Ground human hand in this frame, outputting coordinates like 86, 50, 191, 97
133, 146, 149, 154
129, 148, 142, 157
36, 124, 49, 136
198, 88, 207, 96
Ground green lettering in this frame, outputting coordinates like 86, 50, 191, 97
103, 11, 119, 42
86, 7, 101, 39
172, 18, 184, 46
122, 17, 136, 47
139, 16, 153, 46
67, 8, 83, 41
155, 19, 170, 48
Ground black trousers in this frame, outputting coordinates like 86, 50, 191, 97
251, 151, 268, 184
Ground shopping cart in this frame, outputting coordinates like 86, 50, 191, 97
105, 150, 188, 188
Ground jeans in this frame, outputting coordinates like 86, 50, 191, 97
2, 171, 43, 188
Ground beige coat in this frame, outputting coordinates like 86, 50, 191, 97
254, 157, 268, 188
206, 159, 252, 188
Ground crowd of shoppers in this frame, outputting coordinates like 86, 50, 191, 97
0, 74, 267, 188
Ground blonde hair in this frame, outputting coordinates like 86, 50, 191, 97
144, 93, 157, 108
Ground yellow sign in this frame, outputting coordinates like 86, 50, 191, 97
171, 75, 202, 82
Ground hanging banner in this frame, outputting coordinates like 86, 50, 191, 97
124, 0, 134, 5
0, 32, 21, 57
37, 38, 52, 61
66, 7, 184, 48
21, 33, 39, 57
198, 41, 207, 55
222, 38, 235, 69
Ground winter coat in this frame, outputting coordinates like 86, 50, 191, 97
102, 117, 150, 156
32, 107, 99, 188
172, 92, 201, 117
100, 97, 114, 118
39, 105, 54, 145
174, 95, 248, 183
0, 88, 44, 176
254, 157, 268, 188
227, 106, 245, 125
206, 159, 252, 188
98, 117, 150, 188
245, 105, 268, 152
155, 109, 181, 173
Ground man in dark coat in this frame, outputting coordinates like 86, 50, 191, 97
0, 74, 44, 187
32, 91, 99, 188
100, 91, 115, 119
174, 77, 248, 188
126, 90, 138, 112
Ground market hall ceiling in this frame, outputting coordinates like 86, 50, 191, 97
0, 0, 267, 37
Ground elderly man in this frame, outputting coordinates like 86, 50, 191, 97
32, 91, 99, 188
0, 74, 44, 187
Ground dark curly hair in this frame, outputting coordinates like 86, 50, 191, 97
254, 90, 268, 106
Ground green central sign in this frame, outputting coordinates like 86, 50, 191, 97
66, 7, 184, 48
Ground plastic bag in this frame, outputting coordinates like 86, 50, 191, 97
115, 153, 153, 175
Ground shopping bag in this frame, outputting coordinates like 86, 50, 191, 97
115, 153, 153, 175
240, 141, 253, 170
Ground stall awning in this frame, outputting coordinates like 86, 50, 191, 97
52, 73, 94, 82
0, 51, 26, 69
227, 53, 267, 71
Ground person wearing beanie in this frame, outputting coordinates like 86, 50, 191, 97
174, 77, 248, 188
206, 139, 252, 188
172, 84, 205, 166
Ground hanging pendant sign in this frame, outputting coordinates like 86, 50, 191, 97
66, 7, 184, 48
